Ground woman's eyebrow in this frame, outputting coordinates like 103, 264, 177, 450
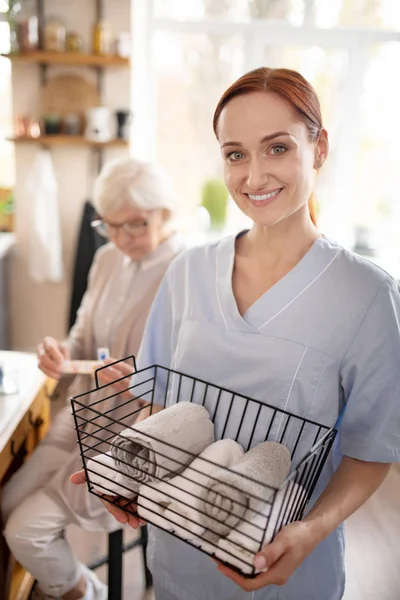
221, 131, 293, 148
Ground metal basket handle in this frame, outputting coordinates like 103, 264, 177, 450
93, 355, 137, 389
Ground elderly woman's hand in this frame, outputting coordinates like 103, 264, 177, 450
70, 470, 143, 528
37, 336, 70, 380
96, 358, 136, 399
216, 521, 321, 591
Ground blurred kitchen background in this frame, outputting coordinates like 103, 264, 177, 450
1, 4, 400, 600
0, 0, 399, 351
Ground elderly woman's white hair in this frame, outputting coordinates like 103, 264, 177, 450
93, 157, 177, 218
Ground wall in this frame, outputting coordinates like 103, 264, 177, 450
9, 0, 131, 351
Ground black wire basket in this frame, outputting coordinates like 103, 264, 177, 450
71, 357, 336, 578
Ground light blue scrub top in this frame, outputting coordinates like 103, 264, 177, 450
135, 235, 400, 600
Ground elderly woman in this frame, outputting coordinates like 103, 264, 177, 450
2, 157, 183, 600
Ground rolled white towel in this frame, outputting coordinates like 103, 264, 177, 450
136, 482, 176, 531
199, 442, 291, 537
216, 481, 306, 575
87, 402, 215, 498
86, 452, 138, 497
138, 439, 244, 540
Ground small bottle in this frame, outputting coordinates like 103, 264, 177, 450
97, 347, 110, 361
92, 21, 112, 55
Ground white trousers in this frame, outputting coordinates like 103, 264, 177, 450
2, 406, 118, 598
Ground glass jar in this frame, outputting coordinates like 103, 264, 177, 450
63, 113, 81, 136
15, 0, 39, 52
66, 32, 84, 53
45, 19, 67, 52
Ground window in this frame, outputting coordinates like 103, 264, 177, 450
315, 0, 400, 30
154, 0, 305, 24
0, 2, 14, 188
350, 41, 400, 264
153, 31, 245, 225
132, 0, 400, 271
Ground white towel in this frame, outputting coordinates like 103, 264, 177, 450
88, 402, 215, 498
138, 439, 244, 540
27, 149, 63, 283
216, 481, 306, 574
86, 452, 138, 497
199, 441, 291, 537
191, 532, 220, 555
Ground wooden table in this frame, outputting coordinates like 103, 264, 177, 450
0, 351, 56, 600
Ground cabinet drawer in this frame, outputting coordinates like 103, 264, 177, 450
0, 384, 51, 480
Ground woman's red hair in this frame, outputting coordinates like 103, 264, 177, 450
213, 67, 322, 225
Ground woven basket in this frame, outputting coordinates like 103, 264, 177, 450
39, 74, 100, 118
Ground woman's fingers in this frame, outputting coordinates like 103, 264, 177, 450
70, 470, 86, 485
101, 358, 135, 379
218, 522, 320, 591
100, 498, 128, 523
100, 496, 141, 529
96, 366, 121, 383
96, 359, 135, 398
37, 337, 65, 379
43, 336, 65, 362
106, 358, 135, 375
38, 354, 62, 379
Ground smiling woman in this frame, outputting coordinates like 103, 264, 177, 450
213, 68, 327, 229
89, 67, 400, 600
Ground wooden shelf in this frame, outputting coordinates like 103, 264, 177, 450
8, 135, 128, 147
1, 51, 129, 68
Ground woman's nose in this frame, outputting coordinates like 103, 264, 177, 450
246, 159, 269, 190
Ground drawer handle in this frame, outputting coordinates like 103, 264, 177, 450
10, 440, 28, 459
29, 411, 44, 430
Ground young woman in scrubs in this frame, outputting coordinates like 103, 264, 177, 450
72, 67, 400, 600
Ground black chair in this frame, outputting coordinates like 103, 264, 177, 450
89, 526, 152, 600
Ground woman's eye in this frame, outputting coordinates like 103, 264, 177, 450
271, 145, 287, 155
227, 151, 244, 162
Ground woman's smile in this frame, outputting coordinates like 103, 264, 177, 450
244, 188, 284, 208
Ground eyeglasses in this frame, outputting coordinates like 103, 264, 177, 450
91, 217, 152, 239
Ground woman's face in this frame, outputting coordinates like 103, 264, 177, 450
217, 91, 328, 228
101, 204, 167, 261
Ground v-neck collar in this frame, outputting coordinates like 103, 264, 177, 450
216, 233, 342, 333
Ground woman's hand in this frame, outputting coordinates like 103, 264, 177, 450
37, 336, 70, 379
216, 520, 321, 591
96, 358, 136, 399
219, 458, 392, 591
70, 469, 143, 528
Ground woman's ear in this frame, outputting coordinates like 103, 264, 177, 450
161, 208, 171, 222
314, 128, 329, 170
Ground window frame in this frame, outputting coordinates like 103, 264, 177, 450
131, 0, 400, 249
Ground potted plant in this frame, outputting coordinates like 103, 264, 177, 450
200, 178, 228, 230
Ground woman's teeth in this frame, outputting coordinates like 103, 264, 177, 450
248, 189, 281, 201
